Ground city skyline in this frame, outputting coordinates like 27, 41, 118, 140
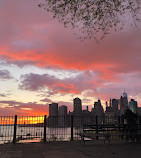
48, 91, 139, 116
0, 0, 141, 116
47, 91, 140, 127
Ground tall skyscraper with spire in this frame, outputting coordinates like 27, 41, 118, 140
120, 90, 129, 115
123, 91, 128, 107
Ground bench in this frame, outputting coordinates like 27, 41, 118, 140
77, 124, 132, 146
79, 132, 124, 146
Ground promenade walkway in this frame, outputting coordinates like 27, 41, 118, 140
0, 141, 141, 158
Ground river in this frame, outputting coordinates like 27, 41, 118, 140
0, 125, 81, 144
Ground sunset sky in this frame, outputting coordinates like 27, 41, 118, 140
0, 0, 141, 116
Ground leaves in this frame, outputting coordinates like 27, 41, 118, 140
39, 0, 141, 41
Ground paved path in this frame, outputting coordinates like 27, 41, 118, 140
0, 141, 141, 158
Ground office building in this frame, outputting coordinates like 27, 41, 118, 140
58, 105, 68, 127
112, 99, 118, 114
92, 99, 104, 124
120, 92, 129, 115
49, 103, 58, 116
73, 97, 82, 115
129, 99, 138, 114
48, 103, 58, 127
59, 105, 68, 116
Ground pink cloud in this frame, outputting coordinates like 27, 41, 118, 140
0, 0, 141, 78
0, 100, 49, 116
19, 72, 97, 95
0, 0, 141, 111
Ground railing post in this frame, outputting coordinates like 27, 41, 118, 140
118, 116, 121, 139
13, 115, 17, 143
96, 116, 99, 140
71, 115, 74, 141
139, 116, 141, 131
44, 115, 47, 142
138, 116, 141, 142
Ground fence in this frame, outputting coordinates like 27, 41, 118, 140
0, 115, 141, 144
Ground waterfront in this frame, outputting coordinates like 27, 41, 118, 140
0, 126, 81, 144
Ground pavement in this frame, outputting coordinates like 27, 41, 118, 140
0, 141, 141, 158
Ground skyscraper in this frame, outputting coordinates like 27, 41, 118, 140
106, 101, 108, 108
93, 100, 104, 115
58, 105, 68, 127
109, 98, 112, 107
123, 92, 128, 107
49, 103, 58, 116
73, 98, 82, 127
73, 97, 82, 115
120, 91, 129, 115
112, 99, 118, 114
58, 105, 68, 116
123, 91, 127, 98
129, 99, 138, 114
82, 109, 91, 125
48, 103, 58, 127
92, 99, 104, 124
105, 105, 116, 124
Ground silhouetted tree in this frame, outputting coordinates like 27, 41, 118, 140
39, 0, 140, 41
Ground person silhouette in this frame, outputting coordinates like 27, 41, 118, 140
123, 109, 138, 142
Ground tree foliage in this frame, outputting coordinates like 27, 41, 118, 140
39, 0, 140, 41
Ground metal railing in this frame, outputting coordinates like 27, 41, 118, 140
0, 115, 141, 144
0, 116, 15, 144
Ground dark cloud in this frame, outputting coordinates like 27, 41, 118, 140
0, 93, 11, 97
82, 98, 92, 103
19, 73, 57, 91
0, 69, 12, 79
37, 89, 56, 98
0, 93, 7, 97
40, 98, 52, 103
19, 71, 141, 106
19, 72, 98, 95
